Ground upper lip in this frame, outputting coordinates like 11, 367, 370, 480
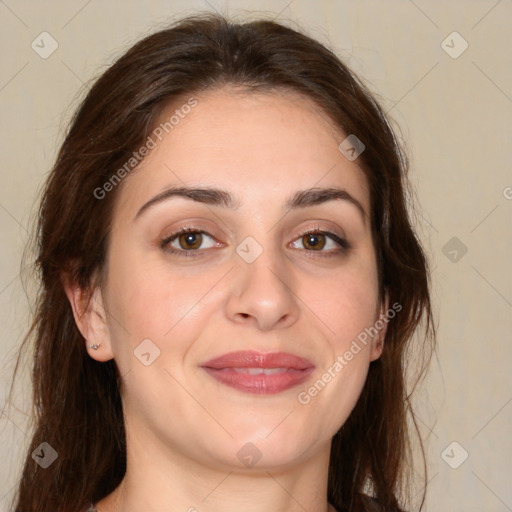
200, 350, 314, 370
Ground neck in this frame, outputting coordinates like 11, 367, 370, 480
97, 424, 334, 512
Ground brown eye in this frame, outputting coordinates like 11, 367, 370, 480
302, 233, 326, 250
290, 229, 350, 255
178, 232, 203, 250
160, 229, 218, 255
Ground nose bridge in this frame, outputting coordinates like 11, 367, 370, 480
240, 237, 287, 292
226, 232, 299, 330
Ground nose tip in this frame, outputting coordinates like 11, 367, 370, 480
226, 255, 300, 331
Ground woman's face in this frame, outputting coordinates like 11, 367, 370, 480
85, 87, 387, 471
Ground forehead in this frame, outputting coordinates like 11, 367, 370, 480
116, 86, 370, 216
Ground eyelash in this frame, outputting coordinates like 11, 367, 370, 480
160, 226, 350, 258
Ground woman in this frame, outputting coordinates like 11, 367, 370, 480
9, 12, 435, 512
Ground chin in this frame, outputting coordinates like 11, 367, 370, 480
207, 426, 326, 471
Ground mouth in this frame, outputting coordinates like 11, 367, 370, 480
200, 351, 315, 395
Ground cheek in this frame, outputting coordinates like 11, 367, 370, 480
298, 273, 378, 428
104, 249, 223, 358
311, 260, 380, 348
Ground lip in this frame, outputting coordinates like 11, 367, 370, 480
200, 350, 315, 395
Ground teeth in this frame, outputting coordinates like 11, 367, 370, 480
233, 367, 288, 375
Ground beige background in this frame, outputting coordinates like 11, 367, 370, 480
1, 1, 511, 510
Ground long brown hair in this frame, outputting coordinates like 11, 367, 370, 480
8, 12, 435, 512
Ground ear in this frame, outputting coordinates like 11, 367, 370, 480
62, 274, 115, 362
369, 291, 389, 362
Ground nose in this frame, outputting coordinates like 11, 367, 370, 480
225, 242, 300, 331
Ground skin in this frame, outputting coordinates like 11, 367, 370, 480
66, 86, 388, 512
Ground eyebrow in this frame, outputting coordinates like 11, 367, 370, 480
134, 185, 367, 224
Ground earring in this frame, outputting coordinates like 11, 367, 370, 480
89, 344, 100, 350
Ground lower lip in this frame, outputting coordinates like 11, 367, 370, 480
202, 367, 315, 394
